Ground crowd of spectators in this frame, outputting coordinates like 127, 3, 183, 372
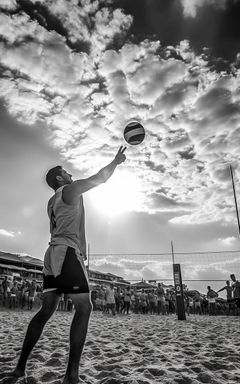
0, 277, 42, 310
91, 274, 240, 317
1, 273, 239, 316
91, 283, 176, 315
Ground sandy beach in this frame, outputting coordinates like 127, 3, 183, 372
0, 310, 240, 384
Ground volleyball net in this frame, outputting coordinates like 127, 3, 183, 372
88, 250, 240, 295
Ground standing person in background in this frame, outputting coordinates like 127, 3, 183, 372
130, 289, 135, 313
165, 290, 170, 315
95, 292, 101, 311
184, 293, 190, 316
201, 295, 209, 315
2, 276, 10, 307
160, 294, 166, 315
133, 288, 140, 314
169, 291, 176, 314
193, 292, 202, 315
148, 289, 156, 314
58, 293, 65, 311
11, 146, 126, 384
207, 286, 218, 316
114, 287, 121, 314
119, 289, 125, 313
9, 281, 18, 309
153, 290, 158, 314
0, 282, 4, 306
188, 296, 194, 314
139, 289, 148, 314
98, 286, 106, 312
230, 274, 240, 316
27, 281, 37, 310
21, 281, 29, 309
105, 284, 116, 316
90, 290, 97, 311
156, 283, 165, 315
123, 286, 131, 315
66, 296, 73, 312
217, 281, 234, 316
102, 289, 107, 314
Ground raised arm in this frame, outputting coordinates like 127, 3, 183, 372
63, 146, 126, 205
217, 287, 226, 293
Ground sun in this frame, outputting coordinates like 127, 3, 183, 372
89, 170, 144, 217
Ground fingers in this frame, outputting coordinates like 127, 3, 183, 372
118, 146, 127, 154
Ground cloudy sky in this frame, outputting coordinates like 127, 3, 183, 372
1, 0, 240, 289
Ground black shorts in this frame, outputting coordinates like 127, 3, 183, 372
43, 247, 89, 294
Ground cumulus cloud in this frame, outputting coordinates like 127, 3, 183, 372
180, 0, 228, 18
0, 0, 16, 11
90, 253, 174, 282
0, 0, 240, 228
218, 236, 238, 246
0, 229, 15, 237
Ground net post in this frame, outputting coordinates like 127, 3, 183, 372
230, 165, 240, 238
171, 241, 186, 321
87, 243, 90, 271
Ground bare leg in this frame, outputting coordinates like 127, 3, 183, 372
12, 291, 60, 377
63, 293, 92, 384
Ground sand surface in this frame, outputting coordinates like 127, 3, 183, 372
0, 310, 240, 384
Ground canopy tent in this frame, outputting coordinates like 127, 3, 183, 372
131, 281, 156, 289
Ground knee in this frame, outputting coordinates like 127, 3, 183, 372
84, 300, 93, 314
75, 299, 92, 316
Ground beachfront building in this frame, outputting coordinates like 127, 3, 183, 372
87, 269, 130, 289
0, 252, 43, 284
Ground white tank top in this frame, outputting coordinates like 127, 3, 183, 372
47, 186, 86, 259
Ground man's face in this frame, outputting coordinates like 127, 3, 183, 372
59, 169, 73, 185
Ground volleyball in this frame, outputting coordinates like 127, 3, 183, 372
123, 121, 145, 145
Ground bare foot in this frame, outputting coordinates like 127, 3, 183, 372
62, 376, 85, 384
9, 367, 26, 378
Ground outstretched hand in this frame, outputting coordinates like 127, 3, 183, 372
114, 146, 126, 165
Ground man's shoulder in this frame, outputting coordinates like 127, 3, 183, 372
233, 281, 240, 289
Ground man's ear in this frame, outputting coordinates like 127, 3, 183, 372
56, 175, 63, 183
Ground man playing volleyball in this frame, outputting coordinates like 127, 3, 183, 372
11, 146, 126, 384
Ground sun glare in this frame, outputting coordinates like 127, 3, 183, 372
89, 170, 144, 217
